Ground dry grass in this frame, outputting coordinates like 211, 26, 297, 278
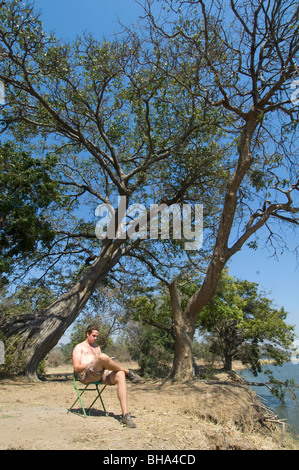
0, 362, 298, 450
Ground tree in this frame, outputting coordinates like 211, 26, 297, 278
0, 0, 298, 381
127, 284, 174, 337
69, 315, 113, 351
126, 285, 175, 377
0, 281, 56, 374
0, 142, 61, 281
138, 324, 174, 378
0, 0, 222, 378
199, 271, 296, 372
140, 0, 299, 380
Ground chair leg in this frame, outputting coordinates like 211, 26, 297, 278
97, 384, 108, 415
86, 384, 108, 416
77, 385, 88, 417
68, 382, 88, 417
68, 380, 107, 417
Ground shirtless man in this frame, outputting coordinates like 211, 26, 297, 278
72, 324, 141, 428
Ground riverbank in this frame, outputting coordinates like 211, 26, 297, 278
0, 363, 298, 450
238, 361, 299, 440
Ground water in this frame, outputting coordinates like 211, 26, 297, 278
238, 361, 299, 439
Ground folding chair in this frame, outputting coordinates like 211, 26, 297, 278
67, 373, 108, 417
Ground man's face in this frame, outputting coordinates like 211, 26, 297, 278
86, 330, 99, 345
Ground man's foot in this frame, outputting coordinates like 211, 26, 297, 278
121, 413, 136, 428
127, 370, 142, 383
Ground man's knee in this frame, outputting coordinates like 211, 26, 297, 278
104, 370, 125, 386
115, 370, 126, 383
96, 352, 109, 362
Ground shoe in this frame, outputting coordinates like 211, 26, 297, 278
121, 413, 136, 428
127, 370, 142, 383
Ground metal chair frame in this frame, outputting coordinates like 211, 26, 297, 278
68, 373, 108, 417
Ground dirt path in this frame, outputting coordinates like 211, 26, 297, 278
0, 364, 297, 450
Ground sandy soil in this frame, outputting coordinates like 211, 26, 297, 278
0, 363, 298, 451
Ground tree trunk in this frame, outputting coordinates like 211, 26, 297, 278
1, 241, 124, 380
224, 354, 233, 372
170, 325, 196, 381
168, 118, 260, 382
168, 281, 197, 381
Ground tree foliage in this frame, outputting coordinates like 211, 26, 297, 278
0, 0, 224, 284
0, 0, 224, 377
0, 0, 298, 380
0, 143, 61, 280
139, 0, 299, 380
199, 270, 296, 373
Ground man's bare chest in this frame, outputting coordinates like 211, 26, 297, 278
81, 345, 99, 356
80, 344, 100, 365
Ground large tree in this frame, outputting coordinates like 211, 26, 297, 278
0, 0, 298, 381
138, 0, 299, 380
199, 270, 296, 372
0, 0, 221, 379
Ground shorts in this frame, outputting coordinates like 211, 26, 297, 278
78, 361, 105, 384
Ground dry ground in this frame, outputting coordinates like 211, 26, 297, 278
0, 362, 298, 451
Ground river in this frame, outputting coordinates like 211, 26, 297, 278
238, 361, 299, 440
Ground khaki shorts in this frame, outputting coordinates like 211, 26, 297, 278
78, 362, 114, 385
78, 362, 105, 384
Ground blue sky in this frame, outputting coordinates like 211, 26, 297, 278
32, 0, 299, 341
33, 0, 144, 40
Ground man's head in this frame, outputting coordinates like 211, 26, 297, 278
85, 324, 99, 345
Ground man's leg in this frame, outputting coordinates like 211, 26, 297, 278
103, 369, 136, 428
92, 353, 129, 375
106, 370, 128, 415
92, 353, 142, 383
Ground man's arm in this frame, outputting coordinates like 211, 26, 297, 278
72, 344, 86, 373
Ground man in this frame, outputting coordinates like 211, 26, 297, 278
72, 324, 142, 428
